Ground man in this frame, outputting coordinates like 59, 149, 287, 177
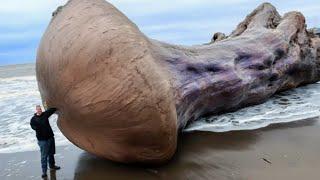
30, 105, 61, 178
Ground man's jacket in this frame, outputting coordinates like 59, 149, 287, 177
30, 108, 57, 141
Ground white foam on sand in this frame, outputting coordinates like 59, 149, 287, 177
185, 82, 320, 132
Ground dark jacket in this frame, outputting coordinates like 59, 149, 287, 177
30, 108, 57, 141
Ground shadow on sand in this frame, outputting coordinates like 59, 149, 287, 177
73, 118, 319, 180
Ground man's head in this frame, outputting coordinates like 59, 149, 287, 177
36, 105, 43, 115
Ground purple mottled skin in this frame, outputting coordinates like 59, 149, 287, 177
150, 3, 320, 129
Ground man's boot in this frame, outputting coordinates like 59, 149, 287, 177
50, 165, 61, 170
41, 169, 47, 178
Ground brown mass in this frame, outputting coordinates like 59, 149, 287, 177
36, 0, 320, 164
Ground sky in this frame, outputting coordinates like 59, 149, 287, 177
0, 0, 319, 66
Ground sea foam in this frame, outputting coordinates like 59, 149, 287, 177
0, 75, 70, 153
185, 82, 320, 132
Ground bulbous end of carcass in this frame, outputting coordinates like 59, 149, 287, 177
36, 0, 177, 164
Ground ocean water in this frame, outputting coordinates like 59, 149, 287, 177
0, 64, 70, 154
0, 64, 320, 153
185, 83, 320, 132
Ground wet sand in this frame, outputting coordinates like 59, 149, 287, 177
1, 117, 320, 180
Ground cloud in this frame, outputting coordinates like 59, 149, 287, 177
108, 0, 251, 16
0, 30, 41, 42
0, 0, 319, 65
0, 0, 67, 65
0, 0, 67, 14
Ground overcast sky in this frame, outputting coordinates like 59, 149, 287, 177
0, 0, 319, 66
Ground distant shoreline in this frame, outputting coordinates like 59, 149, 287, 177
0, 62, 35, 68
0, 63, 35, 78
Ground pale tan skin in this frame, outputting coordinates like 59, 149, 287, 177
37, 0, 320, 164
36, 105, 43, 116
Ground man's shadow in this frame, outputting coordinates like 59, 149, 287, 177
42, 170, 56, 180
50, 170, 57, 180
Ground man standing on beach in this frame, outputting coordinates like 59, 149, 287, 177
30, 104, 61, 178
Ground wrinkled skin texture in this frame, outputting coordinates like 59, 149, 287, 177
36, 0, 320, 164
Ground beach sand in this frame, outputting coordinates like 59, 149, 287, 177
1, 117, 320, 180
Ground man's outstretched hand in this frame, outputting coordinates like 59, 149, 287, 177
43, 101, 48, 110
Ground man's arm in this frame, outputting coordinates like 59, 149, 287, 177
30, 118, 37, 130
44, 108, 57, 118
